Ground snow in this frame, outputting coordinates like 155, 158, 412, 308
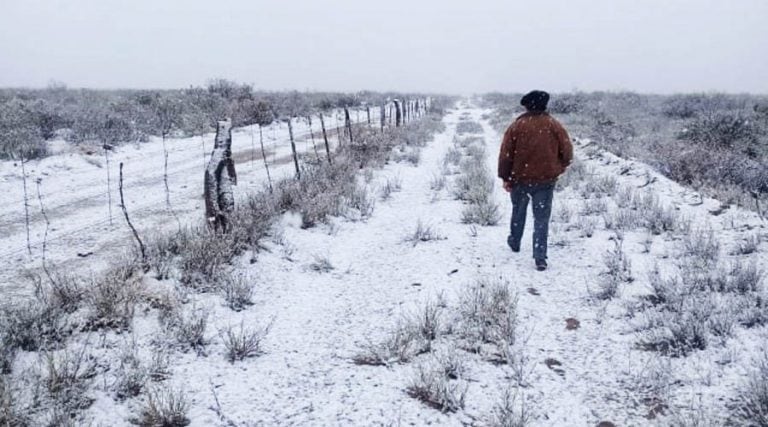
0, 108, 375, 297
3, 101, 767, 425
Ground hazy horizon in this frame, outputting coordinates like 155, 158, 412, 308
2, 0, 767, 94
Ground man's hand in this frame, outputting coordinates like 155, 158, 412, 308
502, 180, 514, 193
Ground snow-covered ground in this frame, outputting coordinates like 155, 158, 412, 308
0, 109, 370, 297
4, 101, 768, 425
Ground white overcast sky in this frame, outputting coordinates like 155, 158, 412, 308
1, 0, 766, 93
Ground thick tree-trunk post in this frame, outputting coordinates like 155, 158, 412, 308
394, 100, 402, 127
258, 125, 273, 193
287, 118, 301, 180
344, 107, 354, 144
21, 157, 31, 256
415, 99, 420, 119
204, 119, 237, 232
119, 162, 146, 265
366, 106, 371, 128
319, 113, 332, 164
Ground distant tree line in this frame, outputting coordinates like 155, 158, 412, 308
0, 79, 436, 160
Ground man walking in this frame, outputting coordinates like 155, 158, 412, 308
497, 90, 573, 271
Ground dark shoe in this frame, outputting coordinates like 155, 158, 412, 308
507, 236, 520, 253
535, 259, 547, 271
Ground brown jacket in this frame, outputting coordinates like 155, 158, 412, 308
497, 112, 573, 184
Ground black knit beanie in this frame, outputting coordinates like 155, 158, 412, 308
520, 90, 550, 112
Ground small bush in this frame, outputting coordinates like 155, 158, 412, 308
86, 264, 141, 331
456, 121, 483, 135
458, 279, 518, 354
44, 348, 97, 416
220, 320, 272, 363
461, 199, 501, 226
404, 221, 445, 246
0, 298, 69, 353
596, 238, 633, 299
163, 306, 209, 353
137, 387, 190, 427
489, 386, 532, 427
379, 175, 402, 201
218, 272, 254, 311
114, 343, 147, 400
354, 321, 421, 366
733, 348, 768, 426
430, 174, 447, 191
733, 234, 760, 255
406, 362, 467, 413
679, 111, 759, 149
32, 270, 85, 315
682, 228, 720, 265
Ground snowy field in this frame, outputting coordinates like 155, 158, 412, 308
2, 101, 768, 426
0, 108, 369, 297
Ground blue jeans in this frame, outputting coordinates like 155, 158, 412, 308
507, 182, 555, 260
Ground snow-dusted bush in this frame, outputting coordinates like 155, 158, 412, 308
456, 121, 483, 135
579, 197, 608, 216
432, 345, 466, 380
220, 320, 272, 363
43, 348, 97, 418
637, 298, 711, 357
682, 228, 721, 264
354, 321, 421, 366
406, 362, 467, 413
442, 146, 462, 169
217, 271, 254, 312
0, 297, 69, 353
461, 199, 501, 226
733, 348, 768, 426
0, 374, 29, 426
678, 111, 759, 150
413, 299, 444, 345
596, 238, 633, 299
162, 306, 209, 353
458, 278, 518, 354
32, 270, 85, 315
379, 175, 402, 201
733, 234, 760, 255
85, 262, 141, 331
580, 174, 618, 198
114, 343, 148, 401
489, 386, 532, 427
430, 173, 447, 191
136, 386, 190, 427
344, 184, 375, 221
403, 220, 445, 246
578, 216, 598, 238
453, 162, 495, 203
177, 227, 240, 287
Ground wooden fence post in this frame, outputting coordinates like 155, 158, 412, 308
319, 112, 332, 164
204, 119, 237, 232
287, 118, 301, 179
344, 107, 354, 144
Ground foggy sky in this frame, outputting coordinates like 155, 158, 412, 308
1, 0, 766, 94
